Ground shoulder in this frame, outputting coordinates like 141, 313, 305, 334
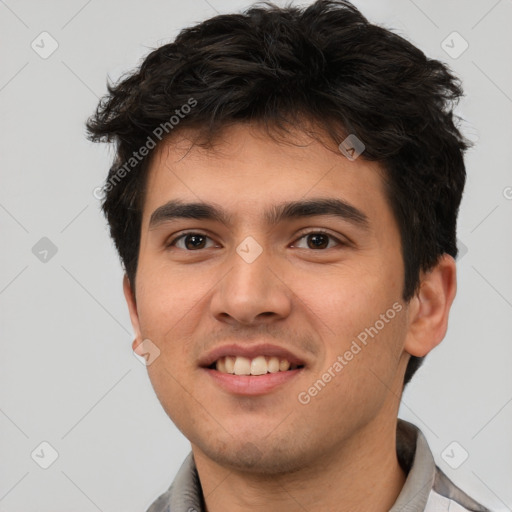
395, 420, 492, 512
425, 466, 492, 512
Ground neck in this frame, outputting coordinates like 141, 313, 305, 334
192, 416, 407, 512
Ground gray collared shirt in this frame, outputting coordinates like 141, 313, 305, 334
146, 419, 490, 512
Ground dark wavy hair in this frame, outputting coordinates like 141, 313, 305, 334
86, 0, 469, 387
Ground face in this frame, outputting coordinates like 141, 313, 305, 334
126, 123, 413, 474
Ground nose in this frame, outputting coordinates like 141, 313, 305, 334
209, 244, 293, 326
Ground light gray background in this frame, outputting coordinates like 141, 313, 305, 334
1, 0, 511, 511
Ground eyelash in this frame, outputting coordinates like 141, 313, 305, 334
166, 229, 345, 250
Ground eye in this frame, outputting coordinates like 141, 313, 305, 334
292, 230, 343, 250
168, 232, 217, 250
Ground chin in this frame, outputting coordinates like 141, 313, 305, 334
196, 437, 312, 476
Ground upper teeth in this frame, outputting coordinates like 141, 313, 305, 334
216, 356, 300, 375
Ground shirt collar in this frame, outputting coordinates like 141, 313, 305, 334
390, 419, 436, 511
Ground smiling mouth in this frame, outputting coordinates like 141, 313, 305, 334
209, 355, 305, 376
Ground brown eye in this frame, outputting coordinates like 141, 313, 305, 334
183, 234, 207, 249
293, 231, 342, 250
306, 233, 330, 249
169, 232, 216, 250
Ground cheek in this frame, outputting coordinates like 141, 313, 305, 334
293, 264, 406, 386
135, 267, 207, 430
134, 262, 213, 341
292, 263, 402, 339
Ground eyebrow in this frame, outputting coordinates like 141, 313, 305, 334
149, 198, 370, 230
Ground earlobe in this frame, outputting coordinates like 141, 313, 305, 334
404, 254, 457, 358
123, 274, 142, 347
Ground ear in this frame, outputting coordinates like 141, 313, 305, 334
404, 254, 457, 357
123, 274, 142, 352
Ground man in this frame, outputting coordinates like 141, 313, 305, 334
87, 1, 491, 510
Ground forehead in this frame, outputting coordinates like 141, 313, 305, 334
141, 123, 391, 228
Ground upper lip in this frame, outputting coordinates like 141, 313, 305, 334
198, 343, 308, 368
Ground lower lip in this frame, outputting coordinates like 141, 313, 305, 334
203, 368, 304, 395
